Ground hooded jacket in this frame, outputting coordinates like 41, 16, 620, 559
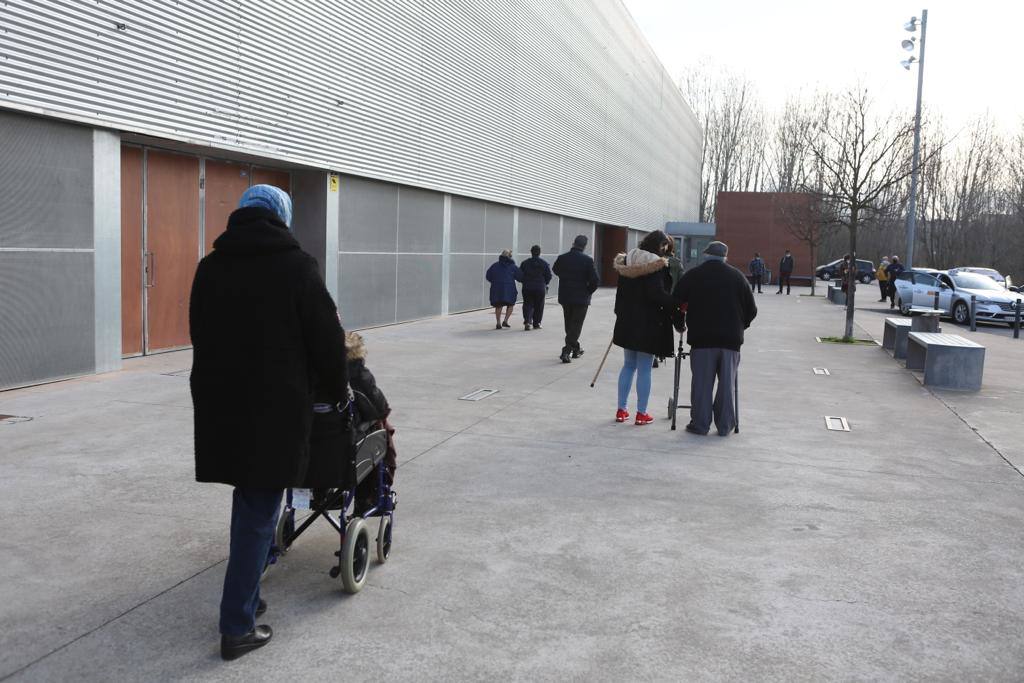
612, 249, 676, 357
486, 255, 522, 305
190, 206, 347, 488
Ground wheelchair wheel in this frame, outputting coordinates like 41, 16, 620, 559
376, 515, 393, 563
274, 506, 295, 555
340, 517, 370, 593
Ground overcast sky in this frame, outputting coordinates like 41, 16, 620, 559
620, 0, 1023, 134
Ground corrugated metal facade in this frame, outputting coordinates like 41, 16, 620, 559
0, 0, 700, 231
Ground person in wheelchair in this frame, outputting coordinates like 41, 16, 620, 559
345, 332, 397, 503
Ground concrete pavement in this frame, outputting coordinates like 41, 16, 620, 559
2, 286, 1023, 681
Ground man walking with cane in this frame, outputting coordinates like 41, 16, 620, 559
673, 240, 756, 436
553, 234, 600, 363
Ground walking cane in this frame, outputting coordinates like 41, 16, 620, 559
590, 337, 615, 388
734, 371, 740, 434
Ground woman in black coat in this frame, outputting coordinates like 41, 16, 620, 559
612, 230, 677, 425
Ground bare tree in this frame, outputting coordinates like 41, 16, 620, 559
803, 87, 920, 340
682, 62, 769, 223
777, 193, 835, 296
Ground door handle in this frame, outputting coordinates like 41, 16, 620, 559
145, 252, 155, 288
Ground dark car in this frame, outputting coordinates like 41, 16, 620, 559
816, 258, 875, 284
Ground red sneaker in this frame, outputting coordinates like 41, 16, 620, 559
634, 412, 654, 425
615, 409, 630, 423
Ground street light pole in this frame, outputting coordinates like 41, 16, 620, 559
904, 9, 928, 269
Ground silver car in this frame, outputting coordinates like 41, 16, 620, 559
895, 269, 1023, 325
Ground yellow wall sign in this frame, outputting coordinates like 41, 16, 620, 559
328, 175, 339, 193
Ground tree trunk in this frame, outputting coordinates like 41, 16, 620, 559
810, 242, 817, 296
844, 222, 858, 340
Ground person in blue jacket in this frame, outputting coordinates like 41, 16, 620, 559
486, 249, 523, 329
519, 245, 552, 331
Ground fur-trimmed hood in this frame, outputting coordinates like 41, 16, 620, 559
345, 331, 367, 361
613, 249, 668, 279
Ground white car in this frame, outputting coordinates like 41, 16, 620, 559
952, 266, 1007, 288
892, 268, 1023, 326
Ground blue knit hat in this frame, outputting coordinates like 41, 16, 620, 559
238, 184, 293, 228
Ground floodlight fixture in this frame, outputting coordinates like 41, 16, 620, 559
902, 38, 916, 51
904, 17, 919, 32
901, 57, 918, 70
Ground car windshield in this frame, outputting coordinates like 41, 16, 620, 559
952, 273, 1003, 291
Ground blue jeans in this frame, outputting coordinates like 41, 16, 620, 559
617, 349, 654, 414
219, 487, 284, 636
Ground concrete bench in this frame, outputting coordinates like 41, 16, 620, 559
907, 306, 942, 333
827, 284, 846, 305
905, 332, 985, 391
883, 317, 913, 358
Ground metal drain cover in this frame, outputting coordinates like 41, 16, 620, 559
162, 368, 192, 377
0, 414, 32, 425
459, 388, 499, 401
824, 416, 850, 432
813, 367, 831, 375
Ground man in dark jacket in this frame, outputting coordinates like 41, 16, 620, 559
519, 244, 552, 331
552, 234, 600, 363
777, 250, 795, 295
190, 185, 347, 660
749, 252, 765, 293
885, 255, 905, 309
673, 240, 757, 436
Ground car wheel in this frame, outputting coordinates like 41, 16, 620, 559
898, 297, 910, 316
860, 274, 872, 284
821, 272, 831, 281
952, 300, 969, 325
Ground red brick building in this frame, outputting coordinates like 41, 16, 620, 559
715, 192, 816, 281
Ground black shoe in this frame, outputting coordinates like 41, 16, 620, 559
221, 625, 273, 661
684, 424, 707, 436
495, 324, 502, 330
533, 324, 541, 330
572, 346, 584, 359
524, 323, 531, 331
502, 321, 511, 328
560, 348, 572, 363
256, 598, 267, 617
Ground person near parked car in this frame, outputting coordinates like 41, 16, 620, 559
777, 250, 794, 294
885, 256, 905, 308
876, 257, 890, 302
190, 185, 348, 660
672, 240, 756, 436
612, 230, 679, 425
486, 249, 523, 330
519, 245, 552, 331
553, 235, 600, 363
749, 252, 766, 293
838, 254, 852, 293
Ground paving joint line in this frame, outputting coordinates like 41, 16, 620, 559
0, 559, 228, 681
461, 428, 1024, 488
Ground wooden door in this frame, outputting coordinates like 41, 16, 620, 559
251, 167, 291, 194
145, 151, 200, 352
120, 146, 145, 356
204, 160, 251, 254
598, 226, 627, 287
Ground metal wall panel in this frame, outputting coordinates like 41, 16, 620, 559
339, 177, 398, 253
397, 255, 443, 321
450, 197, 486, 254
397, 188, 444, 254
0, 252, 95, 390
0, 0, 700, 231
484, 204, 514, 257
448, 254, 487, 314
0, 111, 94, 248
337, 253, 398, 329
